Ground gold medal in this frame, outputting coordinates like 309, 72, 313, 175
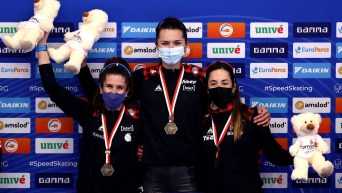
164, 116, 178, 135
101, 163, 114, 176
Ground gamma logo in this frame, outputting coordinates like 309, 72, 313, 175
0, 43, 30, 58
250, 43, 288, 58
35, 173, 73, 188
292, 173, 330, 188
49, 22, 74, 38
294, 22, 331, 38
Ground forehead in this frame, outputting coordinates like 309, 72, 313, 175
158, 29, 184, 40
208, 69, 231, 81
104, 74, 127, 84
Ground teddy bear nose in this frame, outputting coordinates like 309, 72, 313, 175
306, 124, 314, 130
83, 12, 89, 17
34, 0, 40, 3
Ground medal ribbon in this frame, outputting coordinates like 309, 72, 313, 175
211, 112, 233, 158
101, 105, 125, 164
159, 66, 184, 123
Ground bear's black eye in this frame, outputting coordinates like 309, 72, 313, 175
305, 121, 307, 124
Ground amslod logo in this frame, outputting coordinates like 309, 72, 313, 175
35, 173, 73, 188
250, 98, 288, 113
35, 97, 63, 113
184, 22, 203, 38
293, 63, 331, 78
250, 43, 288, 58
0, 98, 30, 113
293, 97, 330, 113
122, 22, 157, 38
269, 118, 288, 133
294, 22, 331, 37
121, 43, 158, 58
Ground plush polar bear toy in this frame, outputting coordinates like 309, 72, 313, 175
48, 9, 108, 74
1, 0, 61, 52
289, 112, 334, 181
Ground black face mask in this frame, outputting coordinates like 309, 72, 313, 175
208, 87, 233, 109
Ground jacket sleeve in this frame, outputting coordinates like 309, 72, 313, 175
39, 64, 91, 123
252, 111, 293, 166
77, 65, 98, 104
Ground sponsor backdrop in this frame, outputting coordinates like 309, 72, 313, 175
0, 0, 341, 192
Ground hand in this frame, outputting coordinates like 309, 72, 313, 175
254, 106, 271, 127
37, 32, 49, 46
81, 58, 87, 68
137, 145, 143, 161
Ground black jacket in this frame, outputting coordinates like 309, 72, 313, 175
40, 64, 141, 193
201, 105, 293, 193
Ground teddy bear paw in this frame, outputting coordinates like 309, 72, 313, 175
2, 36, 19, 50
291, 169, 308, 181
20, 40, 35, 52
64, 63, 80, 74
319, 161, 334, 177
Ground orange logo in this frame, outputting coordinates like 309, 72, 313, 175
275, 138, 288, 150
337, 98, 342, 113
318, 118, 330, 133
1, 138, 30, 154
184, 43, 202, 58
36, 118, 74, 133
207, 22, 245, 38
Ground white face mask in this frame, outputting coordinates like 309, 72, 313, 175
158, 47, 184, 65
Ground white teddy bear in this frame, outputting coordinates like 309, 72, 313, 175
289, 112, 334, 181
1, 0, 61, 52
48, 9, 108, 74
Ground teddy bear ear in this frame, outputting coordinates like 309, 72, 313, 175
313, 113, 322, 123
291, 114, 298, 125
54, 1, 61, 12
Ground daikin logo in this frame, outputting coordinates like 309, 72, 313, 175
250, 98, 288, 113
88, 43, 117, 58
121, 22, 157, 38
293, 43, 331, 58
336, 43, 342, 58
250, 22, 288, 38
0, 98, 30, 113
293, 63, 331, 78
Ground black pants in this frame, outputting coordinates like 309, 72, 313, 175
143, 166, 198, 193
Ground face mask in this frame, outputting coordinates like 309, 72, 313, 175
102, 92, 126, 110
208, 87, 233, 109
158, 47, 184, 65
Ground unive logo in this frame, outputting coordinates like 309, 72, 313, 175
269, 118, 288, 133
250, 97, 288, 113
250, 63, 288, 78
293, 97, 331, 113
337, 22, 342, 38
336, 118, 342, 134
49, 22, 74, 38
0, 22, 18, 37
35, 138, 74, 154
36, 118, 74, 134
0, 63, 30, 78
294, 22, 331, 38
293, 63, 331, 78
292, 173, 330, 188
122, 43, 158, 58
1, 138, 30, 154
336, 43, 342, 58
122, 22, 157, 38
35, 173, 73, 188
0, 118, 30, 133
293, 42, 331, 58
250, 43, 288, 58
184, 22, 203, 38
101, 22, 117, 38
36, 63, 74, 79
260, 173, 288, 188
250, 22, 288, 38
0, 97, 30, 113
207, 22, 245, 38
0, 43, 30, 58
88, 43, 117, 58
35, 98, 63, 113
207, 43, 245, 58
0, 173, 30, 188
